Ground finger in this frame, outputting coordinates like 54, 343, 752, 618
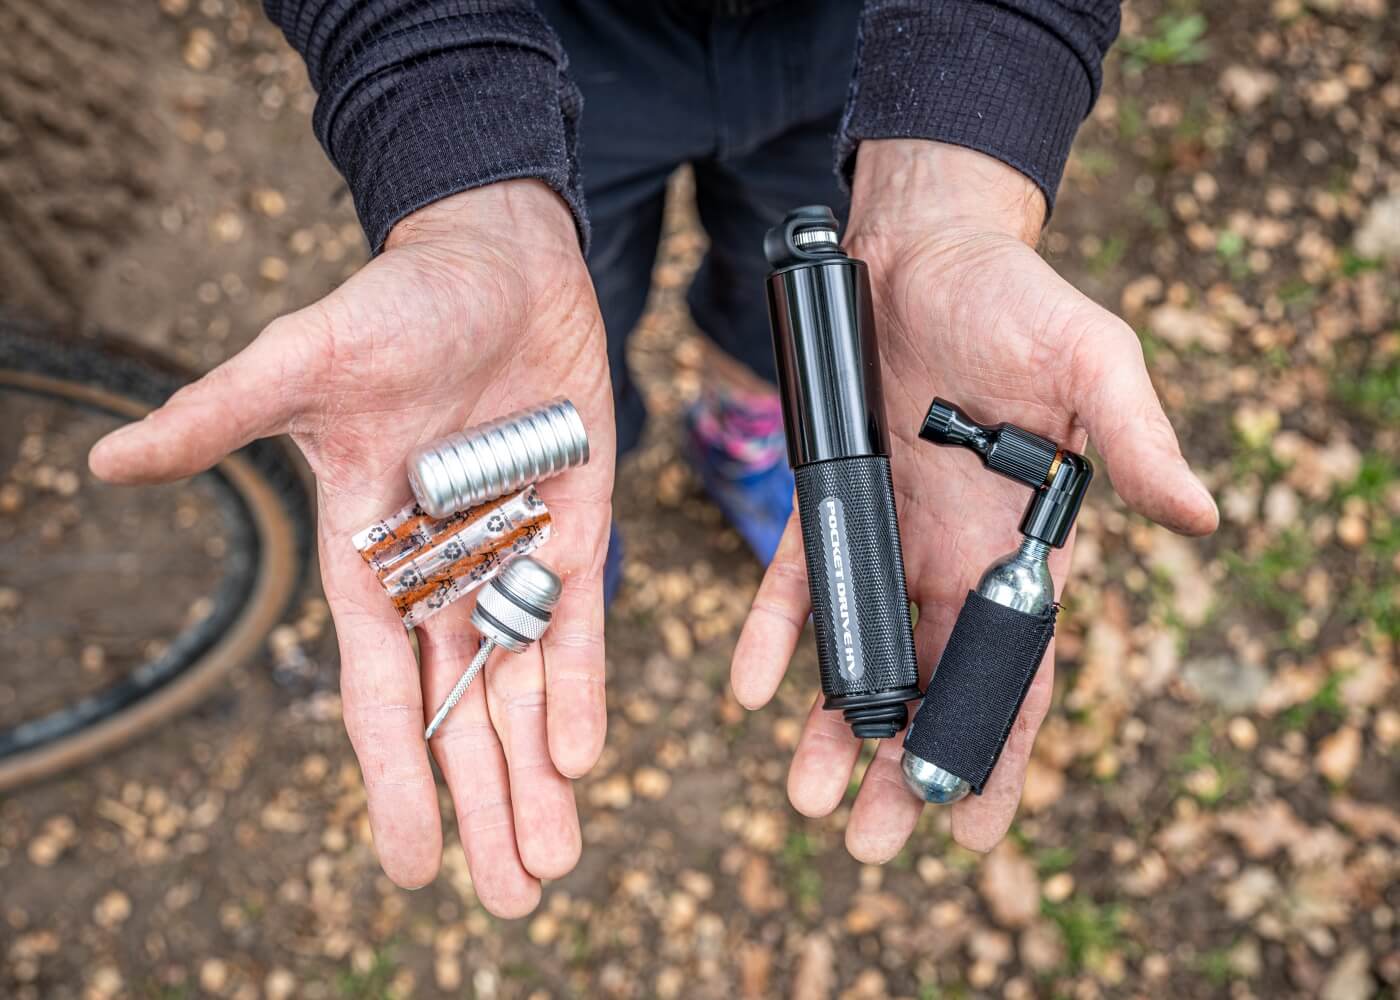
419, 608, 541, 918
89, 312, 321, 484
950, 646, 1056, 852
539, 493, 610, 780
731, 512, 810, 710
845, 736, 924, 864
486, 639, 582, 881
786, 693, 862, 817
322, 509, 443, 888
1068, 317, 1218, 537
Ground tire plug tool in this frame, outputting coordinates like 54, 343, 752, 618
424, 555, 563, 740
408, 399, 589, 518
762, 206, 921, 739
900, 398, 1093, 803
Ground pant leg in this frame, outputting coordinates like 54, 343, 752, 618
536, 0, 715, 457
686, 0, 862, 385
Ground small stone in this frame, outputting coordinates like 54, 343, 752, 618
1316, 726, 1363, 785
528, 912, 559, 946
633, 767, 671, 800
589, 775, 632, 809
1042, 872, 1075, 903
659, 618, 693, 659
1228, 717, 1259, 751
1336, 514, 1368, 549
259, 256, 289, 283
93, 890, 131, 929
89, 964, 124, 999
199, 958, 229, 993
251, 188, 287, 217
264, 969, 297, 1000
182, 28, 215, 70
967, 959, 998, 989
435, 954, 462, 992
211, 210, 244, 244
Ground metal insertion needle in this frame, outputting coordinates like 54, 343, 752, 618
424, 556, 563, 740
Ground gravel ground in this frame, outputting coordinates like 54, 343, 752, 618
1, 1, 1397, 998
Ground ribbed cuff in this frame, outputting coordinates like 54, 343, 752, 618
838, 1, 1109, 215
313, 30, 585, 253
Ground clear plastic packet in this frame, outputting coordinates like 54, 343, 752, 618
352, 486, 552, 629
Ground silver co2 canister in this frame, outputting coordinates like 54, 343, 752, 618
408, 399, 589, 517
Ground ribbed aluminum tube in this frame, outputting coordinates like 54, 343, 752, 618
408, 399, 589, 517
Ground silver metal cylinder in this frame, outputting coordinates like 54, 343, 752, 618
471, 556, 564, 653
408, 399, 589, 518
902, 536, 1056, 804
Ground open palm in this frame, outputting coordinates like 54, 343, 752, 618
732, 190, 1218, 861
91, 182, 615, 915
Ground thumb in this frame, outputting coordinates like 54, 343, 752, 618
1069, 315, 1219, 537
89, 314, 318, 484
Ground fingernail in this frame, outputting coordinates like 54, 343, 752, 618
1190, 472, 1218, 515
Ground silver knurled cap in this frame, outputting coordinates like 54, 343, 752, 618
408, 399, 589, 518
471, 556, 563, 653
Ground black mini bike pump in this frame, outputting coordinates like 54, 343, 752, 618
763, 206, 921, 738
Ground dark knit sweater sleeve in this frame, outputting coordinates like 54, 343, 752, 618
263, 1, 585, 253
838, 0, 1121, 213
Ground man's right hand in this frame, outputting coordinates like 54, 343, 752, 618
90, 180, 616, 917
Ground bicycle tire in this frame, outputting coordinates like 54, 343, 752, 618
0, 317, 313, 791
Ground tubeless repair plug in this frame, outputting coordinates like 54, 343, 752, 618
900, 399, 1093, 803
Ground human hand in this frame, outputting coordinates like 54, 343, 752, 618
731, 140, 1218, 861
90, 181, 614, 915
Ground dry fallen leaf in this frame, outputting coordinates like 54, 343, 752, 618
978, 842, 1040, 929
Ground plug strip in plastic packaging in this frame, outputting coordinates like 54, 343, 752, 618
352, 486, 552, 629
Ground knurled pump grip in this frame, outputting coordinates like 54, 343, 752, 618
763, 205, 921, 739
901, 398, 1093, 804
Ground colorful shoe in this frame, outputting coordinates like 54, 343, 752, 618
685, 385, 793, 565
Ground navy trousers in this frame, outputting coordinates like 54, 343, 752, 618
535, 0, 862, 456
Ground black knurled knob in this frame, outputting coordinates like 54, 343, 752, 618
986, 425, 1058, 488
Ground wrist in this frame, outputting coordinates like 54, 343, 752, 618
385, 180, 581, 256
848, 140, 1046, 246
